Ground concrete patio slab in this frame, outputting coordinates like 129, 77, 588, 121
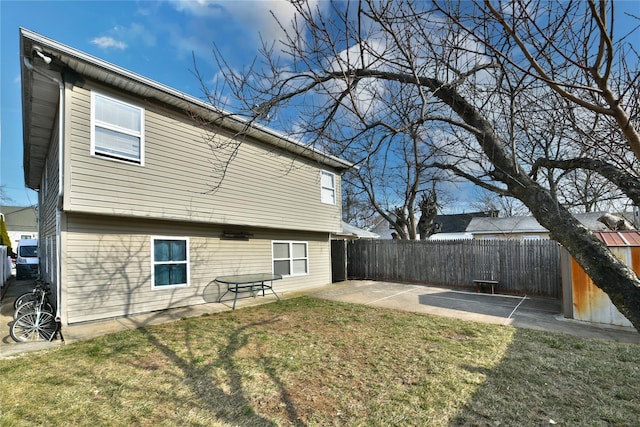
309, 280, 639, 343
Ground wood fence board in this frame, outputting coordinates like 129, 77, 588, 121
346, 239, 561, 298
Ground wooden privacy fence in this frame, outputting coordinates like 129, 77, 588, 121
346, 239, 562, 298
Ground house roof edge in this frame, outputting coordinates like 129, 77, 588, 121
19, 28, 354, 176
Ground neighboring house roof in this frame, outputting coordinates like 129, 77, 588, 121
435, 211, 497, 233
0, 206, 37, 232
20, 28, 353, 190
334, 222, 379, 239
369, 218, 389, 237
369, 218, 394, 239
466, 212, 627, 235
466, 216, 547, 234
370, 211, 496, 239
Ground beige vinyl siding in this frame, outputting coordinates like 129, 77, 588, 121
61, 213, 331, 324
38, 112, 61, 304
65, 85, 342, 233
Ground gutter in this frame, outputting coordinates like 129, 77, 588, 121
23, 55, 64, 324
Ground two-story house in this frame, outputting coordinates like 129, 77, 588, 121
20, 28, 352, 325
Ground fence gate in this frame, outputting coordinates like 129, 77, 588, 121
331, 240, 347, 282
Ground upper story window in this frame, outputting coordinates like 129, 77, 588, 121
91, 92, 144, 164
321, 171, 336, 205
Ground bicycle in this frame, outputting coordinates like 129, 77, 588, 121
13, 279, 50, 310
13, 286, 54, 320
11, 285, 60, 342
11, 312, 60, 342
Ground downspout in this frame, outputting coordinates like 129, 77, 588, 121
23, 56, 64, 324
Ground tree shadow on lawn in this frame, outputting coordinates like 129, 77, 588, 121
136, 315, 305, 426
448, 327, 640, 426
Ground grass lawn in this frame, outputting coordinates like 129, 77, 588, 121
1, 297, 639, 426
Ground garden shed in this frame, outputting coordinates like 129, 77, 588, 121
561, 231, 640, 329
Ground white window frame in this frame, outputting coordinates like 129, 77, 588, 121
481, 235, 499, 240
272, 241, 309, 277
91, 91, 145, 165
151, 237, 190, 289
320, 170, 336, 205
523, 235, 541, 241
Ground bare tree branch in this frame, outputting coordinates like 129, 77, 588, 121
531, 157, 640, 206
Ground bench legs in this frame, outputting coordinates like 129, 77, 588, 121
474, 281, 498, 294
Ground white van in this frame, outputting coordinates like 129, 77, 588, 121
16, 238, 39, 280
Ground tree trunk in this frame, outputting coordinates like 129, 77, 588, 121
417, 192, 439, 240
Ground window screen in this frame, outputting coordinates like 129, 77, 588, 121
92, 93, 144, 163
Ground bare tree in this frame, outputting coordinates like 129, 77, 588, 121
471, 190, 528, 217
341, 171, 377, 229
416, 184, 441, 239
324, 68, 447, 239
348, 128, 445, 240
208, 0, 640, 330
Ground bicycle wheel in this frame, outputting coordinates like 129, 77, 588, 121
13, 291, 37, 309
11, 311, 58, 342
14, 300, 54, 320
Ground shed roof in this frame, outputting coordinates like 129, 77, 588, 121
593, 231, 640, 247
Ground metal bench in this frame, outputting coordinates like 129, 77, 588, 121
473, 279, 499, 294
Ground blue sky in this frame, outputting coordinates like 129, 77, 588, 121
1, 0, 304, 206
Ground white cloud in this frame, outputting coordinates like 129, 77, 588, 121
115, 23, 156, 48
90, 36, 127, 50
169, 0, 326, 46
167, 0, 226, 17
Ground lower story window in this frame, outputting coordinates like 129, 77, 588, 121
152, 237, 189, 288
273, 241, 308, 276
